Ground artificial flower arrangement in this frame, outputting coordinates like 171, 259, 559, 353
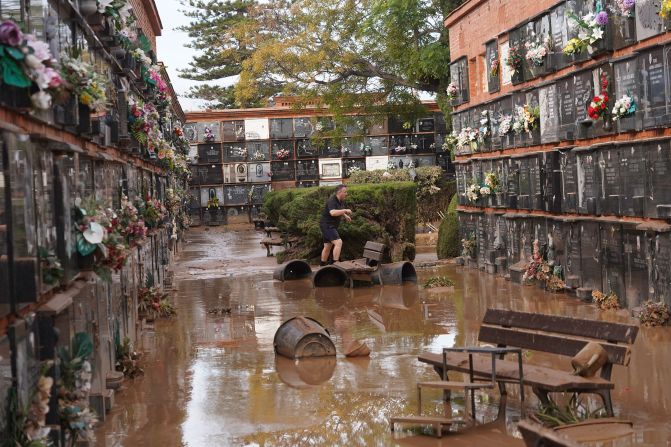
461, 233, 477, 259
591, 290, 620, 310
478, 111, 491, 143
563, 10, 608, 56
347, 165, 362, 176
484, 171, 500, 192
512, 105, 540, 134
275, 148, 291, 160
393, 144, 407, 154
662, 0, 671, 18
204, 125, 216, 142
611, 94, 636, 121
0, 19, 63, 110
613, 0, 635, 16
506, 43, 525, 75
522, 239, 566, 292
587, 72, 609, 121
60, 54, 108, 112
465, 182, 482, 202
206, 197, 220, 209
252, 150, 266, 161
498, 114, 514, 136
145, 65, 168, 93
489, 58, 500, 78
524, 32, 552, 67
138, 285, 175, 319
638, 300, 670, 326
134, 195, 168, 228
457, 127, 480, 151
442, 132, 458, 152
446, 82, 458, 100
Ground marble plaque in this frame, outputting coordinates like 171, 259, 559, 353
250, 183, 271, 204
248, 162, 271, 183
623, 229, 649, 308
518, 157, 531, 209
540, 83, 559, 144
270, 161, 296, 181
296, 139, 317, 158
601, 223, 625, 302
244, 118, 270, 140
645, 140, 671, 217
198, 143, 223, 163
450, 57, 470, 104
613, 56, 641, 132
636, 0, 665, 41
557, 76, 576, 139
293, 117, 314, 138
271, 140, 295, 160
529, 154, 543, 210
296, 159, 319, 180
573, 70, 594, 124
577, 150, 598, 215
500, 41, 512, 85
245, 141, 270, 161
364, 136, 389, 156
486, 40, 500, 93
550, 3, 571, 70
270, 118, 293, 139
598, 146, 622, 215
579, 221, 602, 290
640, 46, 667, 127
222, 120, 245, 142
651, 233, 671, 302
506, 158, 520, 208
343, 158, 366, 178
223, 185, 250, 206
620, 144, 647, 216
543, 151, 562, 213
317, 139, 341, 158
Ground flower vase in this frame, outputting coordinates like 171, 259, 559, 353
78, 253, 95, 271
469, 141, 478, 153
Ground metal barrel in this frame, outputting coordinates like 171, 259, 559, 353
273, 316, 337, 358
275, 355, 336, 389
379, 284, 418, 310
273, 259, 312, 282
312, 265, 350, 288
372, 261, 417, 285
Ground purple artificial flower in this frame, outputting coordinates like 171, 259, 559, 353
623, 0, 635, 9
0, 20, 23, 47
595, 11, 609, 26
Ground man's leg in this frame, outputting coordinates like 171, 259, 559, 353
332, 239, 343, 262
321, 242, 333, 264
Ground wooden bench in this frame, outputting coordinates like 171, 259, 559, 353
264, 226, 282, 238
334, 241, 385, 286
418, 309, 639, 417
518, 420, 580, 447
260, 234, 299, 257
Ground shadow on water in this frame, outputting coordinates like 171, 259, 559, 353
98, 230, 671, 447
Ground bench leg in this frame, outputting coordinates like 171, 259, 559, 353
532, 387, 551, 409
496, 382, 508, 421
595, 389, 615, 417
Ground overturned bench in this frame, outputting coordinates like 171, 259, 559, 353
418, 308, 639, 417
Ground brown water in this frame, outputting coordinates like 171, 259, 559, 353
98, 228, 671, 446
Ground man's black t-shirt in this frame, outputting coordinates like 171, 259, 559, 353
320, 195, 343, 228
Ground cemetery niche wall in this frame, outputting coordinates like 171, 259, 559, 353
446, 0, 671, 308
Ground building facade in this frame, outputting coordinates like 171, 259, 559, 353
447, 0, 671, 308
185, 100, 451, 225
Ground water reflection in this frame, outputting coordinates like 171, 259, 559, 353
275, 356, 337, 389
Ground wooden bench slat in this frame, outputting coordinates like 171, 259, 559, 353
362, 248, 384, 262
478, 325, 631, 366
483, 309, 639, 344
333, 260, 375, 273
418, 381, 494, 390
364, 241, 386, 252
260, 238, 284, 246
417, 352, 614, 392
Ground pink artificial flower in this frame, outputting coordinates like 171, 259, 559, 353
0, 20, 23, 47
24, 34, 52, 61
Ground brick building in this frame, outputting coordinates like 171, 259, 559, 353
447, 0, 671, 308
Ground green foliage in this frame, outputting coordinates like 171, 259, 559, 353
178, 0, 463, 116
58, 333, 93, 392
423, 276, 455, 288
437, 193, 459, 259
535, 394, 607, 427
262, 183, 416, 262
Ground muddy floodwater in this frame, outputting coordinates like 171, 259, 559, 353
98, 227, 671, 446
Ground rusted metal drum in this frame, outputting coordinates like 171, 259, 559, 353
372, 261, 417, 285
312, 264, 350, 288
273, 316, 337, 358
273, 259, 312, 282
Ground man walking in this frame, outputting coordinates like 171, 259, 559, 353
319, 184, 352, 266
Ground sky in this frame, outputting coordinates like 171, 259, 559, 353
155, 0, 234, 112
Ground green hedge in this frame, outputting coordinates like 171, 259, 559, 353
437, 194, 460, 259
263, 182, 417, 263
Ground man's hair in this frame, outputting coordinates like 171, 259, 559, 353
335, 184, 347, 194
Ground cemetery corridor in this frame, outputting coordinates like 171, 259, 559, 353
96, 227, 671, 446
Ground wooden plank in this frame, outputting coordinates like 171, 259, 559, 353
418, 381, 494, 390
333, 260, 375, 273
260, 238, 284, 246
553, 418, 633, 442
417, 352, 614, 392
518, 420, 580, 447
390, 415, 464, 424
482, 309, 639, 344
364, 241, 386, 252
478, 325, 631, 366
362, 248, 384, 262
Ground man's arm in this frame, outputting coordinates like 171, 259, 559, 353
329, 208, 352, 217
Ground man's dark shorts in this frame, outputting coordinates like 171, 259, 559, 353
320, 223, 340, 243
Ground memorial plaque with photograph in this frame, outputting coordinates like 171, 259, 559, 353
486, 39, 500, 93
296, 159, 319, 180
635, 0, 665, 41
600, 223, 625, 303
270, 118, 293, 139
271, 140, 295, 160
598, 146, 622, 215
296, 139, 317, 158
623, 229, 649, 308
248, 162, 271, 182
645, 140, 671, 217
540, 83, 559, 144
576, 149, 599, 215
270, 161, 296, 181
450, 57, 470, 104
198, 143, 223, 164
640, 46, 667, 128
293, 117, 314, 138
364, 136, 389, 156
222, 120, 245, 142
620, 143, 647, 216
579, 221, 602, 290
557, 76, 576, 139
613, 56, 641, 132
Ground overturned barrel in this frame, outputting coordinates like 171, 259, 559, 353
273, 259, 312, 282
312, 265, 350, 288
274, 316, 337, 358
372, 261, 417, 285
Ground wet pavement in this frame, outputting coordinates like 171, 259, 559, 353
98, 226, 671, 446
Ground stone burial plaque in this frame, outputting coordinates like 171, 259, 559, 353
197, 143, 223, 164
344, 117, 367, 136
528, 14, 554, 79
542, 150, 562, 213
455, 162, 467, 205
497, 95, 515, 149
223, 141, 248, 163
512, 91, 527, 147
635, 0, 665, 41
540, 83, 559, 144
573, 69, 595, 139
564, 220, 582, 288
576, 148, 599, 215
416, 117, 435, 133
550, 2, 571, 70
271, 140, 295, 160
611, 4, 636, 50
623, 228, 649, 308
413, 134, 436, 153
557, 76, 576, 139
518, 216, 535, 262
548, 219, 568, 277
296, 159, 319, 180
505, 157, 520, 208
589, 65, 615, 138
600, 223, 626, 302
560, 149, 578, 212
364, 136, 389, 156
183, 122, 199, 143
517, 156, 531, 209
249, 183, 271, 204
579, 220, 602, 291
316, 139, 341, 158
645, 139, 671, 218
390, 134, 412, 155
293, 117, 314, 138
488, 99, 503, 151
248, 162, 271, 183
343, 158, 366, 178
295, 139, 317, 158
449, 56, 470, 105
486, 39, 500, 93
222, 120, 245, 142
528, 153, 544, 210
245, 140, 270, 162
270, 118, 294, 139
270, 161, 296, 181
200, 186, 224, 207
533, 217, 549, 254
477, 214, 489, 268
640, 46, 668, 128
458, 211, 478, 243
651, 233, 671, 303
191, 164, 223, 185
613, 55, 642, 132
508, 27, 526, 85
503, 215, 520, 266
492, 158, 507, 208
245, 118, 270, 140
596, 145, 622, 216
197, 122, 222, 143
619, 143, 647, 217
342, 137, 365, 157
224, 185, 251, 206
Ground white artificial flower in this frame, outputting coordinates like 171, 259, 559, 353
31, 91, 52, 109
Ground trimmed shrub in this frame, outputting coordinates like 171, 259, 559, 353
262, 182, 416, 263
437, 194, 459, 259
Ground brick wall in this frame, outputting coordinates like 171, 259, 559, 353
130, 0, 160, 52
